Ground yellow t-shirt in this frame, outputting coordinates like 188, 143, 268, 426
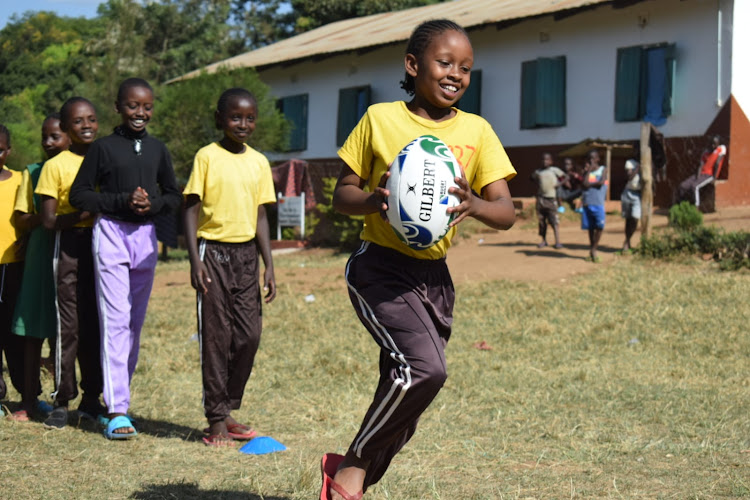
0, 167, 23, 264
14, 169, 34, 214
35, 150, 92, 228
338, 101, 516, 260
184, 142, 277, 243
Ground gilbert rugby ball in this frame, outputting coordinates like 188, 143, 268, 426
385, 135, 462, 250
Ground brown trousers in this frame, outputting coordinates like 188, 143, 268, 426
53, 228, 102, 405
197, 239, 262, 424
345, 242, 455, 489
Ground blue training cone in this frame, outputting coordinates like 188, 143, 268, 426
239, 436, 287, 455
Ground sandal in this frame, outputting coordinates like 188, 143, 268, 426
202, 423, 258, 440
202, 434, 235, 447
8, 410, 30, 422
104, 415, 137, 440
320, 453, 363, 500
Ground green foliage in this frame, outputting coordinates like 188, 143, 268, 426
307, 177, 364, 251
637, 225, 750, 271
152, 67, 289, 183
0, 85, 51, 170
669, 201, 703, 231
291, 0, 447, 31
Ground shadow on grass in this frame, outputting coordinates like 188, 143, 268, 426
70, 413, 206, 443
131, 482, 291, 499
483, 240, 620, 256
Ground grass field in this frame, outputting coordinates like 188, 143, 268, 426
1, 251, 748, 499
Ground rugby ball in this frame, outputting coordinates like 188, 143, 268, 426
385, 135, 462, 250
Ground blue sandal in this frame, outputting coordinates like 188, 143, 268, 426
104, 415, 138, 440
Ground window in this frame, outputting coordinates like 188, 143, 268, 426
615, 44, 676, 125
520, 56, 566, 129
277, 94, 308, 151
457, 70, 482, 115
337, 85, 371, 146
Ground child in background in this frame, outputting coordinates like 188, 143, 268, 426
183, 88, 277, 447
581, 149, 608, 262
10, 113, 70, 421
0, 125, 25, 406
69, 78, 182, 439
620, 145, 642, 253
323, 19, 516, 499
531, 152, 564, 249
36, 98, 104, 429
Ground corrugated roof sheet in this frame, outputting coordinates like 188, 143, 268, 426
172, 0, 612, 82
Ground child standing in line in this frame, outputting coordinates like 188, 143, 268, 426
10, 113, 71, 421
0, 125, 25, 406
69, 78, 182, 439
183, 88, 277, 447
581, 149, 608, 262
36, 98, 104, 429
323, 20, 516, 499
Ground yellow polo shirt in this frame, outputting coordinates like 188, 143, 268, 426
184, 142, 276, 243
35, 150, 92, 228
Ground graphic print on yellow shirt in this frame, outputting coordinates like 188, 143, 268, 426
338, 101, 516, 260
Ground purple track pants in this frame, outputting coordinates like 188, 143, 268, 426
92, 216, 157, 415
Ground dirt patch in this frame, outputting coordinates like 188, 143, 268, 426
154, 205, 750, 292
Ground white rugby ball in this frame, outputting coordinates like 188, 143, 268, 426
385, 135, 462, 250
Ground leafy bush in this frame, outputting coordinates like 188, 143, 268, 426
669, 201, 703, 231
306, 177, 363, 251
637, 225, 749, 271
153, 67, 290, 184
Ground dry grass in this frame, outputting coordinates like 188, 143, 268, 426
1, 254, 748, 499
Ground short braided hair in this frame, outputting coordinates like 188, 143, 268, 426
60, 97, 96, 128
117, 77, 153, 103
400, 19, 469, 96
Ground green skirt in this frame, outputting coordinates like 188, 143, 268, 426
12, 227, 56, 339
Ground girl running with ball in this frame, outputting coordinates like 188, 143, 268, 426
322, 19, 517, 500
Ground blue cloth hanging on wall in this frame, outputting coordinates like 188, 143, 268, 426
644, 47, 667, 126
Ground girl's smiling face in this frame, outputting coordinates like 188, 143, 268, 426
42, 118, 71, 159
64, 101, 99, 145
407, 29, 474, 112
216, 95, 257, 146
117, 85, 154, 133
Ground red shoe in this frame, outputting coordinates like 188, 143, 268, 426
320, 453, 363, 500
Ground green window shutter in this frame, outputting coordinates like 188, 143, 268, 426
457, 70, 482, 115
520, 60, 537, 129
536, 56, 566, 126
278, 94, 308, 151
337, 86, 370, 146
615, 46, 643, 122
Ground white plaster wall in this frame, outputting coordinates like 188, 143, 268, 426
260, 0, 733, 161
731, 0, 750, 113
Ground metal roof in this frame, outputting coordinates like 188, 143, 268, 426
172, 0, 613, 82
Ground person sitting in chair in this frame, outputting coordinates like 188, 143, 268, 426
676, 135, 726, 207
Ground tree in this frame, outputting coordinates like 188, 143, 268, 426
152, 67, 290, 182
230, 0, 296, 48
290, 0, 446, 32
